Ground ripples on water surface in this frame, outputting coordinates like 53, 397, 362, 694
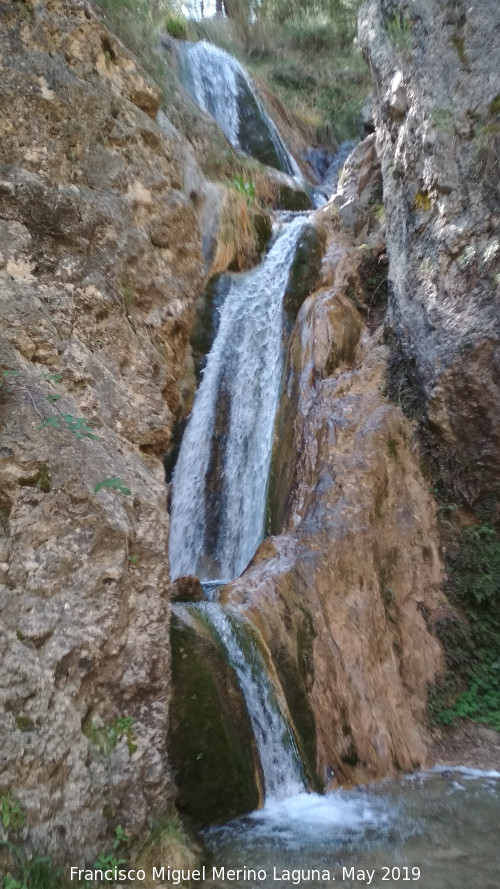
203, 768, 500, 889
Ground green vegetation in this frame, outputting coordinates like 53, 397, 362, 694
165, 12, 189, 39
0, 847, 64, 889
94, 0, 178, 87
232, 174, 256, 205
385, 10, 413, 52
95, 0, 369, 150
0, 798, 66, 889
135, 811, 202, 888
121, 280, 135, 316
84, 716, 137, 757
94, 478, 131, 496
192, 3, 370, 145
429, 522, 500, 731
385, 339, 500, 734
0, 797, 25, 834
38, 415, 99, 442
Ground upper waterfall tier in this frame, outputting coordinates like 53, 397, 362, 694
169, 215, 308, 583
176, 39, 300, 177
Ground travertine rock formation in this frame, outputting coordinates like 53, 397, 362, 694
0, 0, 205, 859
222, 138, 445, 786
359, 0, 500, 490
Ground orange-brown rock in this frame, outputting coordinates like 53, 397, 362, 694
222, 139, 446, 787
0, 0, 205, 860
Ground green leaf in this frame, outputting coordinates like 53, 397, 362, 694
40, 416, 59, 429
46, 394, 61, 403
94, 477, 131, 495
45, 373, 62, 382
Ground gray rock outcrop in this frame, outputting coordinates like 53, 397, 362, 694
359, 0, 500, 491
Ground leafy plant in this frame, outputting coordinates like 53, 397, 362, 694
94, 478, 131, 496
92, 852, 126, 876
113, 824, 131, 850
38, 415, 99, 442
0, 796, 25, 833
232, 175, 256, 206
447, 523, 500, 604
0, 842, 69, 889
386, 11, 413, 51
429, 522, 500, 731
84, 716, 137, 756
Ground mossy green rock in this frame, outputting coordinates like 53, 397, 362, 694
276, 183, 313, 212
283, 224, 325, 321
236, 72, 293, 174
169, 607, 262, 824
252, 209, 273, 253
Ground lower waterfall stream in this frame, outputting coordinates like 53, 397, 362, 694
189, 602, 305, 802
168, 216, 500, 888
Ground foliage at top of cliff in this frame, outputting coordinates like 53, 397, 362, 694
185, 0, 370, 145
96, 0, 369, 148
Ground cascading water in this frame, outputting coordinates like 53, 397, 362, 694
169, 215, 308, 583
191, 602, 305, 801
176, 39, 301, 177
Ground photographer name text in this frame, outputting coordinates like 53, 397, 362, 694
70, 865, 421, 884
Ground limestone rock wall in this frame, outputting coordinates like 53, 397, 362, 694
359, 0, 500, 490
0, 0, 205, 860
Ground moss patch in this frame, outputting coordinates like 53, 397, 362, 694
169, 609, 261, 824
429, 521, 500, 731
283, 224, 325, 322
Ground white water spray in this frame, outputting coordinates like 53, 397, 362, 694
177, 39, 301, 177
169, 215, 308, 582
192, 602, 305, 801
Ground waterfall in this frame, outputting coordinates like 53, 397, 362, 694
176, 39, 301, 178
169, 215, 308, 583
193, 602, 305, 801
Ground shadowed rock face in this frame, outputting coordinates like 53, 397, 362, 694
359, 0, 500, 491
169, 606, 263, 824
0, 0, 205, 859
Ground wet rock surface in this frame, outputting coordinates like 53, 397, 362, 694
169, 606, 262, 824
222, 137, 446, 787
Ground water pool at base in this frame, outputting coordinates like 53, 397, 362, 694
203, 768, 500, 889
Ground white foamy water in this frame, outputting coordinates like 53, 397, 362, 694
177, 39, 301, 177
169, 215, 308, 582
204, 771, 500, 887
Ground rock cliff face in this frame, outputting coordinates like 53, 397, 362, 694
222, 138, 445, 786
359, 0, 500, 492
0, 0, 206, 859
3, 0, 480, 859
